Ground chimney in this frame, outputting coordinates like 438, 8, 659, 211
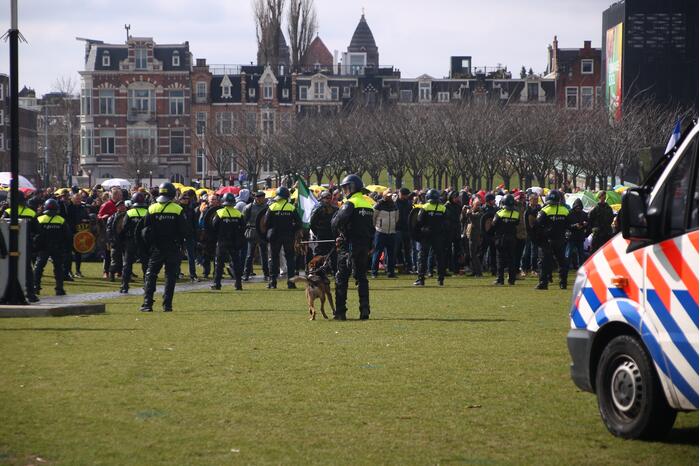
196, 58, 206, 67
241, 72, 247, 103
552, 35, 559, 74
583, 40, 591, 50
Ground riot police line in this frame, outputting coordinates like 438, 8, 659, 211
1, 177, 618, 316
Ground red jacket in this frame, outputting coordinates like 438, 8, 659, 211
98, 199, 116, 221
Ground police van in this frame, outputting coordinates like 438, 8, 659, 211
567, 122, 698, 439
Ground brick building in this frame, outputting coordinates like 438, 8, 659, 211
78, 37, 192, 184
545, 36, 603, 109
0, 74, 39, 182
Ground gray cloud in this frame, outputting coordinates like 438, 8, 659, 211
0, 0, 613, 94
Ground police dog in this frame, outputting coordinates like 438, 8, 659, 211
290, 255, 335, 320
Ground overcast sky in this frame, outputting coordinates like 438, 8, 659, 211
0, 0, 614, 95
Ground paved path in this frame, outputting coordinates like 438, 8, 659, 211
39, 276, 270, 305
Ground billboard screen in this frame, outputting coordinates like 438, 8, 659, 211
606, 23, 623, 120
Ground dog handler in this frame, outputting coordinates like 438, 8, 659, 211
331, 174, 375, 320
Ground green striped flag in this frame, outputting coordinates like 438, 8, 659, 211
295, 176, 318, 229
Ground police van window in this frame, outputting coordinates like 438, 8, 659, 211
688, 138, 698, 231
664, 134, 696, 237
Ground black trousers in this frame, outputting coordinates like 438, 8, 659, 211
121, 244, 147, 291
268, 237, 295, 281
591, 232, 612, 254
445, 233, 463, 273
109, 244, 123, 275
335, 244, 370, 317
143, 247, 180, 309
496, 236, 518, 284
244, 237, 269, 277
34, 249, 64, 293
215, 243, 244, 287
418, 237, 446, 280
396, 230, 413, 272
539, 239, 568, 287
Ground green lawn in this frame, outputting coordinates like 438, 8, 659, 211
0, 263, 697, 465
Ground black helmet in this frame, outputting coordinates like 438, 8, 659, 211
43, 198, 59, 213
426, 189, 440, 201
131, 192, 146, 207
484, 193, 496, 203
157, 182, 176, 202
503, 194, 515, 208
340, 174, 364, 195
546, 190, 561, 204
275, 186, 290, 200
221, 193, 236, 206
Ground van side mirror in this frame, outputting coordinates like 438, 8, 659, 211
621, 188, 650, 241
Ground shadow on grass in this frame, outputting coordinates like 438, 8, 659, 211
658, 426, 699, 445
373, 317, 513, 323
0, 327, 139, 332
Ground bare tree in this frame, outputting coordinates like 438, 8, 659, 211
254, 0, 286, 67
287, 0, 317, 71
124, 136, 158, 181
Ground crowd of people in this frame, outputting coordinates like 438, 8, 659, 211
0, 178, 618, 311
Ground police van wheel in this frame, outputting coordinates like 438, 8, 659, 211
595, 335, 676, 439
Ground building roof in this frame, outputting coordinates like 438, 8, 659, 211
302, 36, 333, 67
348, 14, 377, 53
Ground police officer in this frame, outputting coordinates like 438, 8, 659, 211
34, 199, 72, 296
119, 192, 149, 294
140, 182, 191, 312
263, 186, 301, 289
243, 191, 269, 281
331, 174, 375, 320
211, 193, 246, 291
535, 190, 571, 290
588, 190, 615, 253
413, 189, 447, 287
2, 191, 39, 302
491, 194, 520, 286
309, 190, 338, 270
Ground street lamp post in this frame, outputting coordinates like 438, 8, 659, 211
88, 169, 92, 188
149, 170, 153, 188
136, 168, 140, 187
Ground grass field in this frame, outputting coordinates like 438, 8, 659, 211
0, 262, 697, 465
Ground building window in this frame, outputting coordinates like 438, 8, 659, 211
0, 133, 3, 151
81, 86, 91, 116
169, 90, 185, 115
299, 86, 308, 100
128, 88, 153, 113
98, 89, 115, 115
581, 59, 594, 74
343, 86, 351, 98
0, 110, 3, 125
0, 83, 4, 100
128, 128, 156, 158
282, 88, 289, 99
100, 129, 115, 155
313, 81, 325, 99
222, 84, 231, 98
419, 82, 431, 101
172, 51, 180, 67
196, 82, 207, 102
438, 92, 450, 103
170, 128, 184, 154
102, 51, 110, 67
135, 47, 148, 70
595, 86, 602, 107
330, 87, 339, 101
248, 87, 256, 98
262, 110, 275, 135
196, 148, 205, 174
245, 112, 256, 132
216, 112, 233, 135
280, 112, 292, 130
80, 127, 93, 157
565, 87, 578, 109
527, 83, 539, 102
263, 83, 273, 99
581, 87, 594, 109
399, 90, 413, 103
196, 112, 207, 136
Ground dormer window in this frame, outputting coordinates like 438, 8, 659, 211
419, 81, 432, 101
172, 51, 180, 67
249, 87, 256, 98
102, 51, 110, 67
222, 85, 231, 98
313, 81, 325, 100
263, 82, 273, 100
282, 88, 289, 99
135, 47, 148, 70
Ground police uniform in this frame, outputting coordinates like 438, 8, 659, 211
491, 201, 520, 285
243, 196, 269, 280
414, 194, 448, 286
34, 203, 72, 296
211, 203, 246, 290
140, 183, 191, 312
535, 194, 571, 290
331, 178, 375, 320
3, 202, 39, 301
264, 191, 301, 289
120, 202, 148, 293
